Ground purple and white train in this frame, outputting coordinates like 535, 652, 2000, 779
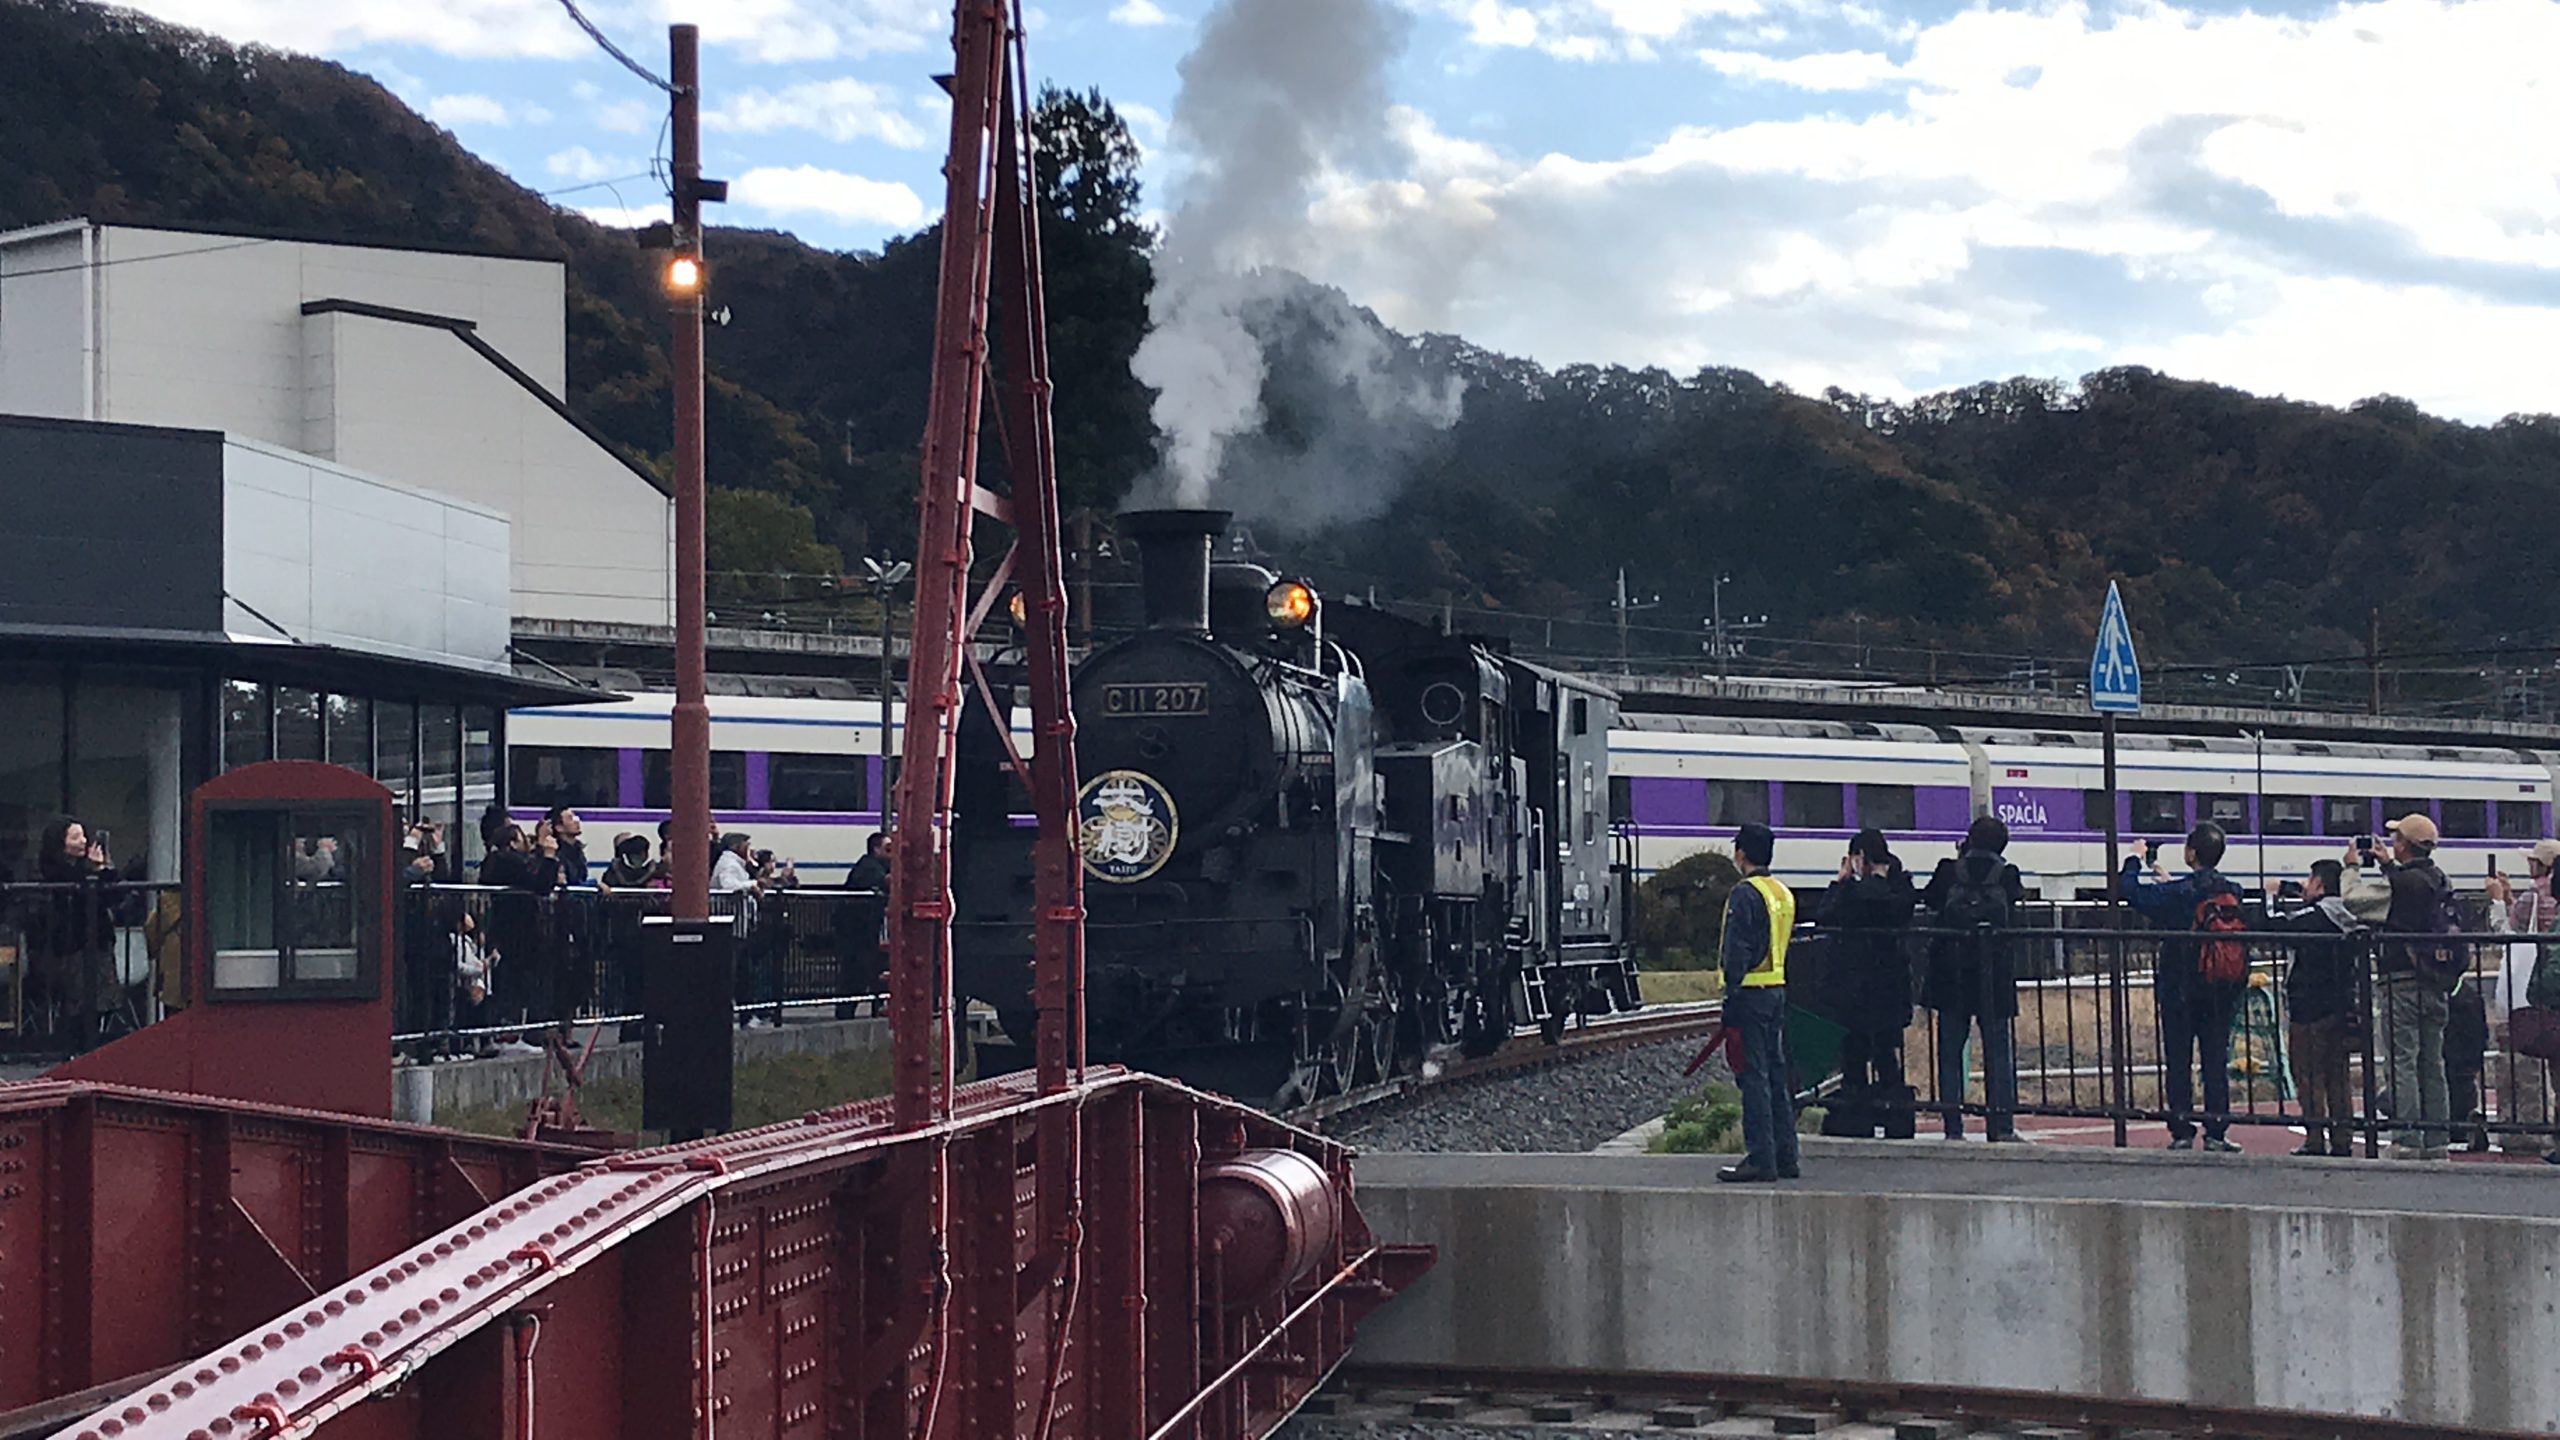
1615, 715, 2557, 896
508, 694, 2556, 900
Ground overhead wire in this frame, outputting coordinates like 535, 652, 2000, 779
554, 0, 681, 94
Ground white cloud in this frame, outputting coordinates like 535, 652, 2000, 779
1294, 0, 2560, 419
596, 99, 657, 135
708, 79, 929, 149
1110, 0, 1178, 25
423, 92, 515, 127
1440, 0, 1765, 59
1119, 101, 1171, 151
576, 201, 671, 229
1694, 45, 1897, 90
119, 0, 938, 64
545, 145, 630, 183
730, 165, 931, 231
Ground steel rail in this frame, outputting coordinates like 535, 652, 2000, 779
1288, 1000, 1723, 1129
1334, 1362, 2541, 1440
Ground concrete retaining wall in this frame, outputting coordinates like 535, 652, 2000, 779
393, 1017, 892, 1124
1353, 1151, 2560, 1434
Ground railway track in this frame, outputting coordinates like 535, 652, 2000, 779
1286, 999, 1723, 1131
1306, 1363, 2514, 1439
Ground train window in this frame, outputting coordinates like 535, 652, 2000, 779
643, 750, 747, 811
1707, 780, 1768, 827
770, 755, 868, 813
2440, 800, 2488, 838
2202, 793, 2250, 835
2322, 798, 2371, 836
1781, 782, 1843, 829
2499, 801, 2545, 841
512, 746, 620, 810
2131, 792, 2184, 834
1570, 696, 1590, 736
1859, 784, 1916, 830
2264, 797, 2312, 836
2082, 790, 2114, 831
1608, 776, 1632, 825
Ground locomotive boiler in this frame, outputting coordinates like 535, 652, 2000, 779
952, 508, 1642, 1106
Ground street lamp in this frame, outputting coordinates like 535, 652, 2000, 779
863, 555, 913, 823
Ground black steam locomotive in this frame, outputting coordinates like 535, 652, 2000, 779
952, 509, 1643, 1106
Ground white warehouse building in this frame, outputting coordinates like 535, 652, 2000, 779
0, 218, 672, 628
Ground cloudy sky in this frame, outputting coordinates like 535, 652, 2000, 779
117, 0, 2560, 421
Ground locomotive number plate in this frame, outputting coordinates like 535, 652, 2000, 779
1102, 683, 1210, 717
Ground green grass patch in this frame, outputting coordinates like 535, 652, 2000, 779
437, 1046, 898, 1141
1652, 1081, 1743, 1154
1640, 969, 1722, 1004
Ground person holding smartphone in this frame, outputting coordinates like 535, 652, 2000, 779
30, 817, 133, 1047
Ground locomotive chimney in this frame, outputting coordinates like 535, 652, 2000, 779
1119, 508, 1230, 633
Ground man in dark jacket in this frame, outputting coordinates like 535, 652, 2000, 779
2343, 813, 2454, 1159
1816, 828, 1918, 1138
836, 833, 893, 1016
2123, 822, 2247, 1151
1920, 815, 2027, 1142
1717, 822, 1800, 1183
2255, 859, 2357, 1155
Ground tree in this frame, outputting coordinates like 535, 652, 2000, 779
708, 489, 842, 594
1031, 85, 1156, 516
1634, 850, 1740, 970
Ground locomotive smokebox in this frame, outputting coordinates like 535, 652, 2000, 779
1120, 508, 1231, 633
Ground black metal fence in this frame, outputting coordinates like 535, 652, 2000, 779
393, 886, 890, 1058
0, 881, 889, 1063
1786, 915, 2559, 1156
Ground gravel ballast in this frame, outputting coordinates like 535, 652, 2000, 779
1320, 1037, 1715, 1154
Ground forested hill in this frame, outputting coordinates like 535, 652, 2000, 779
6, 0, 2557, 688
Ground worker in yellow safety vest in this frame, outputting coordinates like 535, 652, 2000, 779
1718, 822, 1799, 1183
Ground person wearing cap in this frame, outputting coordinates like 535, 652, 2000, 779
1717, 822, 1800, 1183
2343, 814, 2455, 1160
2483, 838, 2560, 1155
1922, 815, 2029, 1142
1816, 829, 1920, 1138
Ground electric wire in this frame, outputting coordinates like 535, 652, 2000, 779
554, 0, 680, 94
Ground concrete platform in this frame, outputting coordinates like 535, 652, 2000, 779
1352, 1147, 2560, 1435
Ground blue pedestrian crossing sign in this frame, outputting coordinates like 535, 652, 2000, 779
2089, 582, 2142, 715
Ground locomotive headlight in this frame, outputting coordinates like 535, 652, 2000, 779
1007, 591, 1028, 627
1265, 579, 1319, 630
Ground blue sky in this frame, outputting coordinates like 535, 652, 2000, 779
119, 0, 2560, 421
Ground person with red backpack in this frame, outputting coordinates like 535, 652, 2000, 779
2123, 822, 2249, 1152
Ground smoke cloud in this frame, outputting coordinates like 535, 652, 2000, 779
1129, 0, 1464, 525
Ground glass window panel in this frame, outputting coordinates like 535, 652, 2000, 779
375, 700, 417, 815
68, 679, 181, 883
2083, 790, 2113, 831
2203, 793, 2251, 835
275, 687, 322, 761
2440, 800, 2488, 839
2322, 798, 2370, 837
513, 746, 622, 810
1607, 775, 1631, 825
1860, 784, 1916, 830
768, 754, 866, 813
325, 695, 370, 775
286, 816, 364, 982
2498, 801, 2545, 841
0, 672, 66, 882
463, 706, 499, 844
209, 809, 281, 990
420, 706, 460, 859
2131, 792, 2185, 834
1781, 781, 1843, 829
222, 680, 270, 771
2266, 796, 2313, 836
644, 751, 748, 811
1706, 780, 1767, 827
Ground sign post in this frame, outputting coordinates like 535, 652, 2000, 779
2089, 580, 2143, 1146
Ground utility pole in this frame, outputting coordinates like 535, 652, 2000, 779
1703, 572, 1766, 682
667, 24, 710, 921
864, 556, 912, 823
2368, 608, 2382, 717
1613, 567, 1658, 675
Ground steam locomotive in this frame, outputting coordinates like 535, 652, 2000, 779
951, 509, 1644, 1106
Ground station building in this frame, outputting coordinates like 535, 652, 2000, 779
0, 219, 670, 882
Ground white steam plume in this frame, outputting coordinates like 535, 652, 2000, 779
1130, 0, 1462, 521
